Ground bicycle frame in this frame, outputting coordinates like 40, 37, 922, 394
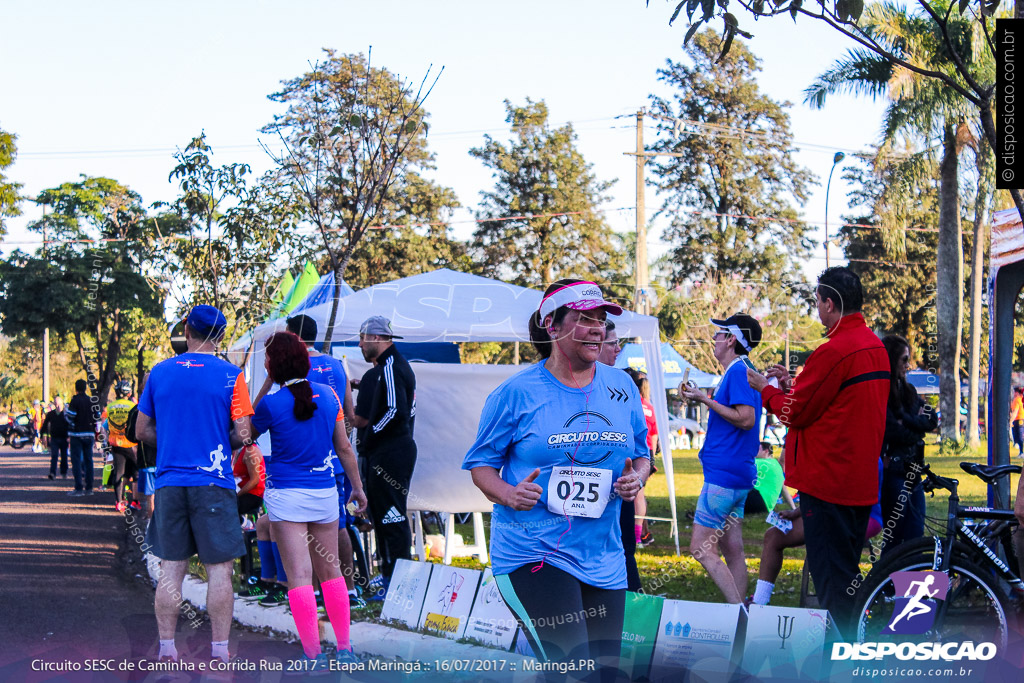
930, 475, 1024, 629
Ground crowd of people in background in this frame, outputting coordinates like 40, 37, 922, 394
8, 303, 419, 667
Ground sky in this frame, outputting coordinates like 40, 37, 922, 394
1, 0, 888, 279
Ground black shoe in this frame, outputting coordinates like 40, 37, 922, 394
259, 586, 287, 606
47, 474, 55, 480
238, 579, 271, 602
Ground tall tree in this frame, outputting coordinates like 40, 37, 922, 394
157, 136, 300, 345
263, 50, 450, 350
966, 140, 994, 448
805, 0, 991, 441
163, 133, 252, 313
470, 98, 624, 288
658, 0, 1024, 221
0, 126, 22, 237
0, 177, 163, 406
838, 153, 941, 368
292, 173, 468, 288
649, 30, 815, 286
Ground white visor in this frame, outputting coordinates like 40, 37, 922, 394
538, 281, 624, 323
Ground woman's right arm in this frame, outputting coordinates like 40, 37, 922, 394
470, 466, 542, 511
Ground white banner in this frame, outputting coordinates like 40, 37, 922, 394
649, 600, 741, 682
379, 559, 434, 628
417, 565, 482, 640
463, 568, 519, 650
344, 356, 523, 513
740, 604, 830, 680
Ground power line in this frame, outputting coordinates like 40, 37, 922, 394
15, 117, 625, 161
0, 201, 939, 248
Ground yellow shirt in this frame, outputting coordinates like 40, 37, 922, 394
106, 398, 137, 447
1011, 395, 1024, 423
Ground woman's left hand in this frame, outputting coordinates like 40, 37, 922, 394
348, 487, 368, 515
614, 458, 643, 502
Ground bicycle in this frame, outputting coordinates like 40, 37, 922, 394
853, 461, 1024, 647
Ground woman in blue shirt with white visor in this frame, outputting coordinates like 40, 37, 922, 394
463, 279, 650, 681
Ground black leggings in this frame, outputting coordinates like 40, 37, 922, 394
111, 446, 137, 504
619, 499, 642, 592
496, 562, 625, 683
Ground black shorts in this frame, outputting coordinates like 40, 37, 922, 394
237, 492, 263, 518
147, 485, 246, 564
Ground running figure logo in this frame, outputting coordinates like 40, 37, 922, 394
883, 570, 950, 635
310, 452, 334, 473
197, 444, 228, 477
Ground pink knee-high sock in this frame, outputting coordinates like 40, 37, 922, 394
287, 585, 321, 659
635, 524, 643, 544
320, 576, 352, 651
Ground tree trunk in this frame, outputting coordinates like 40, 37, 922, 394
937, 125, 964, 443
321, 249, 352, 354
137, 338, 146, 396
966, 145, 992, 450
96, 314, 122, 411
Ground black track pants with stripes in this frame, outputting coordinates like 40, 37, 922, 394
365, 438, 417, 582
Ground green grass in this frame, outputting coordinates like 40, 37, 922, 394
446, 442, 1009, 607
181, 442, 1010, 613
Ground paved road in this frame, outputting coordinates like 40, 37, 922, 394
0, 445, 311, 682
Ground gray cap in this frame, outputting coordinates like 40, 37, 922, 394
360, 315, 403, 339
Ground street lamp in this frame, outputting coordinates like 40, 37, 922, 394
824, 151, 845, 268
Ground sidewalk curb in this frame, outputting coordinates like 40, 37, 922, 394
144, 554, 538, 679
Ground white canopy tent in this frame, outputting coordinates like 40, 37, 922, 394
231, 268, 680, 554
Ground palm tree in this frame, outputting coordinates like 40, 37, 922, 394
805, 0, 997, 444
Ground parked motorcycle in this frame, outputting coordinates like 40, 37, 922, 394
0, 414, 33, 449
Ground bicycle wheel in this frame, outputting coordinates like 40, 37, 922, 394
855, 553, 1013, 647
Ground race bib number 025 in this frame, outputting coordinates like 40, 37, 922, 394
546, 466, 613, 518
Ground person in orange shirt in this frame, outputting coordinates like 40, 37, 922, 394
1011, 387, 1024, 457
106, 381, 138, 512
31, 400, 45, 453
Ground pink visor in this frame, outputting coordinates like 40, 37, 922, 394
538, 281, 624, 322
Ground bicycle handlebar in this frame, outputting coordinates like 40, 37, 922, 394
919, 465, 958, 495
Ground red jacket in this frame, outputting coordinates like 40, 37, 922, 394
761, 313, 889, 506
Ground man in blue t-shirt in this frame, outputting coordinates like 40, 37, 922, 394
679, 313, 763, 605
134, 305, 254, 665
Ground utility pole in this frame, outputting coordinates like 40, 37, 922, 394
624, 110, 687, 313
41, 202, 50, 403
634, 110, 650, 315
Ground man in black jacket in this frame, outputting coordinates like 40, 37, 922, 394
65, 379, 100, 496
352, 316, 416, 593
42, 395, 69, 480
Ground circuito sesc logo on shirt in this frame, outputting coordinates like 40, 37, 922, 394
546, 411, 628, 466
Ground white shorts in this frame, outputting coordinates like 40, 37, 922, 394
264, 487, 340, 524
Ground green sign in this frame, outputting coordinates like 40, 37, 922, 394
621, 591, 664, 680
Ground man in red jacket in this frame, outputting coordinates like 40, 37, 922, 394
747, 267, 889, 637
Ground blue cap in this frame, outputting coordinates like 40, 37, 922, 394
186, 305, 227, 339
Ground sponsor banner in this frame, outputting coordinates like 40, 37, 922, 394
379, 559, 433, 628
418, 565, 482, 640
620, 591, 664, 681
464, 568, 518, 650
649, 600, 741, 682
740, 605, 830, 680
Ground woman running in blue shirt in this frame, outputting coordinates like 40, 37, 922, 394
463, 279, 650, 682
